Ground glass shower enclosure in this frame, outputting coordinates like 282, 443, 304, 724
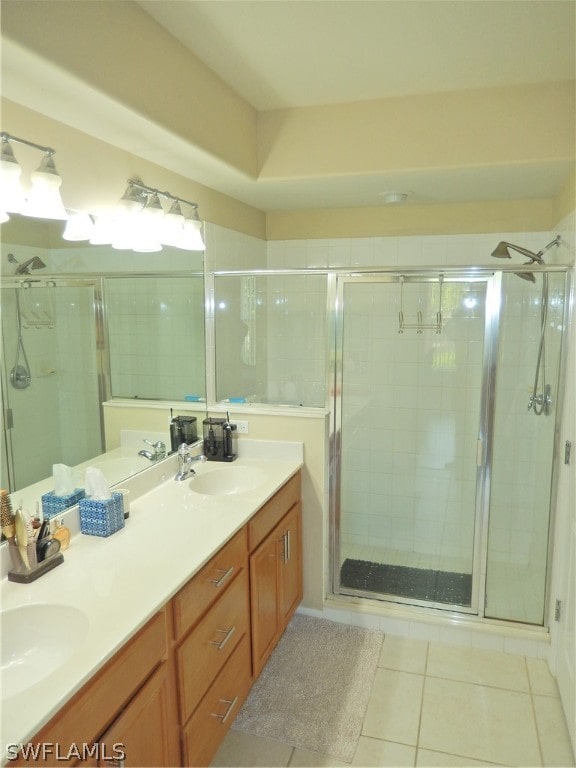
333, 268, 568, 625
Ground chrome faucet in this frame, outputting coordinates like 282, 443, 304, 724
138, 439, 167, 462
175, 443, 206, 481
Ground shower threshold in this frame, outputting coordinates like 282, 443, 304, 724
340, 558, 472, 607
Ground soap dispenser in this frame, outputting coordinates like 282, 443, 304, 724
52, 517, 70, 551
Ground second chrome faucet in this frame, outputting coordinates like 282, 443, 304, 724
175, 443, 206, 481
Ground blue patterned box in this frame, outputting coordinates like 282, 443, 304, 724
41, 489, 86, 519
79, 493, 125, 537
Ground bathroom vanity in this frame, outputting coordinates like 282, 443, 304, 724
1, 444, 303, 767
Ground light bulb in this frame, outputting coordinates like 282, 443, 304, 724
63, 211, 95, 241
0, 140, 25, 213
25, 153, 68, 220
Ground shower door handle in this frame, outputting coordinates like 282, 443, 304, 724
476, 438, 484, 467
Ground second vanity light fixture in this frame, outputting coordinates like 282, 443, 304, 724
0, 132, 68, 222
64, 178, 205, 252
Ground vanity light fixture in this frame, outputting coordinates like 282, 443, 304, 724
62, 211, 96, 241
106, 178, 205, 252
0, 132, 68, 221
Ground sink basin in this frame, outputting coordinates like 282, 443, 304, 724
189, 465, 267, 496
1, 604, 89, 699
92, 455, 151, 483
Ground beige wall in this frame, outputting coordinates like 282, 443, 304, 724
104, 403, 328, 611
1, 100, 266, 239
258, 82, 574, 180
266, 198, 555, 240
2, 0, 258, 179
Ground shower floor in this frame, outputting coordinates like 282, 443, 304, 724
340, 558, 472, 606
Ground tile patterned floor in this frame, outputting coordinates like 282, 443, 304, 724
211, 635, 575, 767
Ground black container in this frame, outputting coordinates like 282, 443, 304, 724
170, 416, 198, 452
202, 417, 237, 462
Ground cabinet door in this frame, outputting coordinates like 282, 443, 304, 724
250, 531, 281, 676
279, 502, 303, 627
98, 664, 178, 767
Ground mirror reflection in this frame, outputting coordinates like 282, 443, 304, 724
1, 214, 205, 516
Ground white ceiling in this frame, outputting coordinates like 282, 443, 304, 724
132, 0, 576, 210
138, 0, 575, 111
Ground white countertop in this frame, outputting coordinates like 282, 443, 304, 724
1, 440, 303, 757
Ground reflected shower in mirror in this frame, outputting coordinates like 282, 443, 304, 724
1, 214, 205, 515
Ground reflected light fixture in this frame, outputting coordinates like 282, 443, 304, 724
97, 178, 205, 253
0, 132, 68, 221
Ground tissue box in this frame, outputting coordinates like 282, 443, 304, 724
79, 493, 125, 537
41, 489, 86, 519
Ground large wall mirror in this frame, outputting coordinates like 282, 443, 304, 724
1, 214, 205, 515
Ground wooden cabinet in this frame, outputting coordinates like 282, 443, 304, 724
182, 634, 252, 767
10, 471, 302, 768
173, 528, 252, 767
249, 473, 303, 677
9, 610, 179, 767
98, 664, 177, 767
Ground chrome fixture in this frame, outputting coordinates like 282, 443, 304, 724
491, 235, 562, 282
8, 253, 47, 275
175, 443, 206, 481
86, 178, 204, 253
138, 439, 167, 462
491, 235, 561, 415
398, 274, 444, 333
0, 132, 67, 221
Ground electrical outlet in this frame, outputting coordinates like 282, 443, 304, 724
232, 420, 249, 434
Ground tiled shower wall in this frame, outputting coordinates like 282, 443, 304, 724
106, 276, 205, 401
1, 276, 101, 489
264, 231, 567, 608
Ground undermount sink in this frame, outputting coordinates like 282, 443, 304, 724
189, 465, 268, 496
1, 604, 89, 699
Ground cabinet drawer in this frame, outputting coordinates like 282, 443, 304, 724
248, 472, 301, 551
173, 527, 248, 640
177, 569, 249, 723
182, 634, 252, 768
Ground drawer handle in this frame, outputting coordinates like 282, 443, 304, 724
208, 566, 234, 588
285, 529, 291, 563
209, 626, 236, 650
212, 696, 238, 724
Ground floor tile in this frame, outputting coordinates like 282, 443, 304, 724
362, 668, 424, 746
210, 730, 293, 767
427, 642, 530, 691
352, 736, 416, 766
533, 694, 576, 767
416, 748, 499, 766
419, 677, 541, 766
289, 748, 347, 767
527, 657, 560, 697
378, 635, 428, 674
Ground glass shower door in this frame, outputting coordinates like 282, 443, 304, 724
334, 275, 488, 612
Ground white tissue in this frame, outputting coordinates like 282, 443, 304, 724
53, 463, 75, 496
84, 466, 112, 500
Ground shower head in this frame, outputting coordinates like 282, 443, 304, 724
491, 235, 561, 266
13, 256, 47, 275
491, 241, 544, 264
514, 271, 536, 283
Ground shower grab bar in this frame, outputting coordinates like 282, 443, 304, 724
398, 274, 443, 334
